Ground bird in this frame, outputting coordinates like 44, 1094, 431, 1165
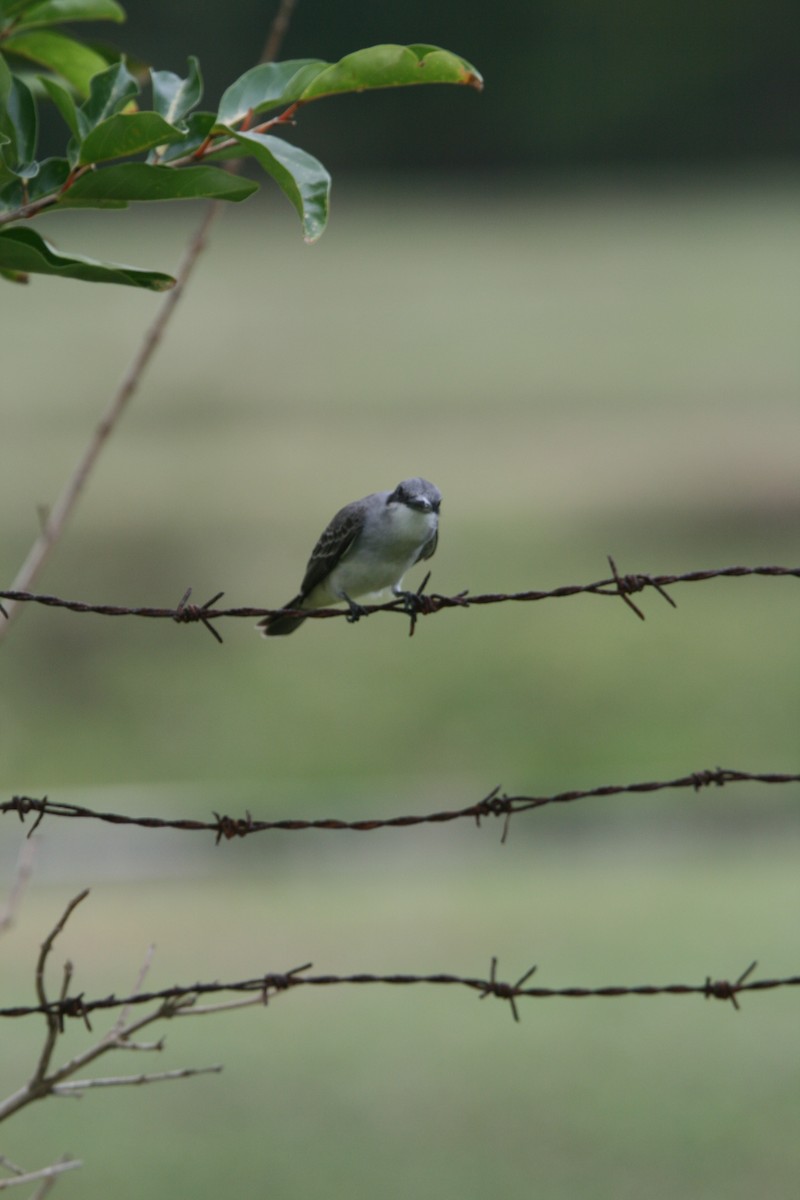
258, 477, 441, 636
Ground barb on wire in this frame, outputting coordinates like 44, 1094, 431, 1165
173, 587, 225, 644
2, 956, 797, 1023
3, 769, 798, 842
479, 956, 539, 1022
1, 562, 797, 641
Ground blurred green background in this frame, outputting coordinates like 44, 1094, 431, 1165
2, 0, 799, 1197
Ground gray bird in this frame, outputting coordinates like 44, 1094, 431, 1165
259, 477, 441, 636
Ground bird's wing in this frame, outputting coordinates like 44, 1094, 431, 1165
414, 527, 438, 564
299, 499, 366, 597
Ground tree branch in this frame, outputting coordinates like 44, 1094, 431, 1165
0, 0, 300, 642
0, 839, 36, 934
51, 1066, 222, 1094
0, 1160, 81, 1192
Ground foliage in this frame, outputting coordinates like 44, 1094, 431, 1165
0, 0, 482, 287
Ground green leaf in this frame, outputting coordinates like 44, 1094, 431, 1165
25, 153, 68, 197
9, 0, 125, 28
78, 59, 137, 131
154, 110, 215, 163
0, 157, 18, 189
214, 44, 482, 129
0, 155, 69, 212
38, 73, 79, 135
297, 44, 484, 102
0, 51, 12, 105
220, 130, 330, 243
0, 57, 21, 181
3, 30, 109, 96
151, 56, 202, 125
7, 74, 38, 166
79, 111, 186, 164
58, 161, 258, 205
0, 177, 24, 211
0, 226, 175, 289
217, 59, 322, 125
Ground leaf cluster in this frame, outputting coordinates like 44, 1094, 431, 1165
0, 0, 481, 288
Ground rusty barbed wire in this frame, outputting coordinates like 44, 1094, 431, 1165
1, 956, 797, 1023
1, 561, 798, 640
3, 769, 798, 842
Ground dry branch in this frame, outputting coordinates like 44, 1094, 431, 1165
0, 1159, 81, 1192
0, 841, 35, 934
51, 1066, 222, 1094
0, 893, 221, 1124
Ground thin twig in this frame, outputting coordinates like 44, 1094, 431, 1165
0, 210, 217, 640
260, 0, 299, 64
0, 1159, 25, 1178
0, 839, 36, 933
115, 944, 156, 1032
32, 891, 90, 1085
51, 1065, 222, 1093
28, 1156, 74, 1200
177, 996, 267, 1016
0, 1160, 81, 1191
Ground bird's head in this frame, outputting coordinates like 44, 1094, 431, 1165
388, 478, 442, 514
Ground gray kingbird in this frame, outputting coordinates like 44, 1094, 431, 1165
259, 477, 442, 636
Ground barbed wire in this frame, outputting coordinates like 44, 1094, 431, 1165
3, 769, 798, 843
2, 561, 798, 640
1, 956, 797, 1023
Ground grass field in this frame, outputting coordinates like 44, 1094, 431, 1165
1, 172, 799, 1197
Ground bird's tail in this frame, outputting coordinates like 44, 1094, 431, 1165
257, 596, 308, 637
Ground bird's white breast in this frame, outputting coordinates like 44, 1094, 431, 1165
381, 499, 437, 548
312, 500, 436, 604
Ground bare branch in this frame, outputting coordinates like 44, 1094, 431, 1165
51, 1065, 222, 1094
0, 839, 36, 934
0, 209, 217, 641
0, 892, 196, 1124
261, 0, 299, 64
28, 1156, 73, 1200
0, 1160, 81, 1191
115, 944, 156, 1032
0, 1159, 25, 1178
111, 1038, 166, 1052
33, 891, 90, 1085
177, 996, 267, 1017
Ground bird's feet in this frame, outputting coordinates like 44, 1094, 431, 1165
343, 593, 368, 623
395, 589, 424, 617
